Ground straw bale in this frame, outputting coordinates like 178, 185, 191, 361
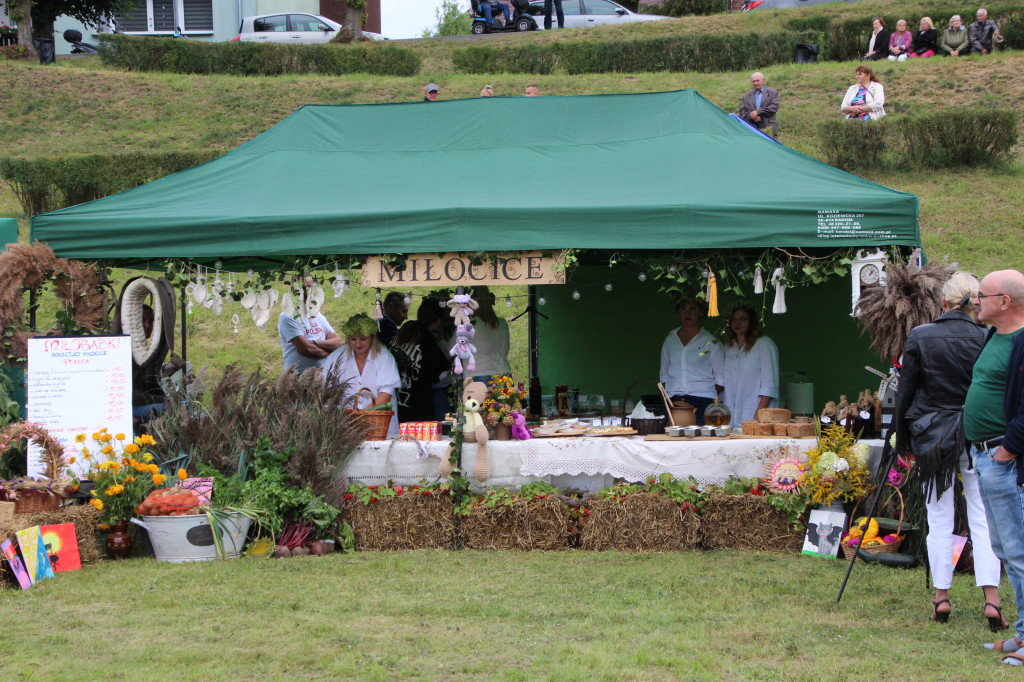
0, 504, 102, 579
343, 495, 457, 551
700, 491, 803, 551
580, 492, 701, 552
461, 496, 573, 551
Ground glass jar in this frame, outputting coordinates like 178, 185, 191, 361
704, 400, 732, 427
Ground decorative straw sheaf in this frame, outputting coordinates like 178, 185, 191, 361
461, 496, 573, 551
343, 495, 457, 551
699, 491, 803, 551
580, 492, 701, 552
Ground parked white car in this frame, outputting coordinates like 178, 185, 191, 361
527, 0, 667, 29
232, 13, 384, 43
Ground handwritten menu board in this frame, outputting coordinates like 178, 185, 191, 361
26, 336, 133, 479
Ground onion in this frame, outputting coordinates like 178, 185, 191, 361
273, 545, 291, 558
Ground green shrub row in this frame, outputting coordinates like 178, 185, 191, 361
0, 151, 220, 215
0, 45, 27, 60
452, 30, 818, 74
649, 0, 727, 18
786, 4, 1023, 62
819, 108, 1018, 171
97, 34, 421, 77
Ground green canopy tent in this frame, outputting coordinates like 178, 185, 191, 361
30, 90, 920, 407
31, 89, 918, 261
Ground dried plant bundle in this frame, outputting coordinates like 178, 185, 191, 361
699, 491, 803, 551
580, 493, 701, 552
461, 496, 573, 551
343, 495, 457, 551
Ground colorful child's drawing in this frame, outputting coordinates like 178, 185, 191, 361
40, 523, 81, 573
15, 526, 54, 584
2, 539, 32, 590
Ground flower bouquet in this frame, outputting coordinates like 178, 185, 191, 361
73, 429, 170, 526
802, 423, 871, 507
482, 375, 525, 427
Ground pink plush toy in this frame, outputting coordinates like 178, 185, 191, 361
511, 411, 532, 440
450, 323, 476, 375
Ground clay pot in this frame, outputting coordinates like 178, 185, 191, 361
106, 520, 134, 560
493, 423, 512, 441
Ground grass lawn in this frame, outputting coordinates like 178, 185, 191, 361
1, 549, 1019, 680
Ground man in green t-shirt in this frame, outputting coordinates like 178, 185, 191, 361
965, 269, 1024, 664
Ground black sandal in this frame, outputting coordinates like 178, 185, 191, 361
986, 602, 1010, 631
932, 598, 951, 623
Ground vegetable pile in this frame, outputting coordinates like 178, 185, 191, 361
137, 486, 202, 516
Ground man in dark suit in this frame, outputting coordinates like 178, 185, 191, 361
737, 72, 780, 137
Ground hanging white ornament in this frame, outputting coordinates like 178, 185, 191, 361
771, 267, 787, 314
280, 293, 296, 317
240, 290, 257, 311
268, 289, 279, 309
192, 276, 208, 305
753, 266, 764, 294
211, 297, 224, 316
332, 277, 345, 298
252, 306, 271, 330
306, 284, 325, 318
232, 313, 240, 334
256, 290, 270, 310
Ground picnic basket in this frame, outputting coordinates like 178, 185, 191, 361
841, 484, 905, 560
349, 387, 393, 441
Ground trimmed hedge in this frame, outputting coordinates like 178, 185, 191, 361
97, 34, 421, 77
453, 30, 819, 74
0, 45, 28, 60
644, 0, 728, 18
0, 151, 220, 215
787, 4, 1024, 62
819, 108, 1018, 171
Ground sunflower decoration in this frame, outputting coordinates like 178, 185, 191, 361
763, 449, 807, 494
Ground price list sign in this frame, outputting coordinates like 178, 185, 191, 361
26, 336, 133, 479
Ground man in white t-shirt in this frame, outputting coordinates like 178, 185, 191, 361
278, 311, 343, 373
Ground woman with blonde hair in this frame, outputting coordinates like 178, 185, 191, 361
910, 16, 938, 58
888, 19, 913, 61
892, 271, 1007, 628
326, 313, 401, 436
469, 285, 511, 382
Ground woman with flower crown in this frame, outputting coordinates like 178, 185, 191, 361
325, 313, 401, 437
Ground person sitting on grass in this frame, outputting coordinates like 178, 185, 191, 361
862, 17, 889, 61
841, 65, 886, 121
939, 15, 970, 56
888, 19, 913, 61
970, 8, 1002, 55
909, 17, 938, 58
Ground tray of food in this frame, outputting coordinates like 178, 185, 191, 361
585, 426, 638, 437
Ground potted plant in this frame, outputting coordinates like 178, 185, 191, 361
481, 375, 525, 441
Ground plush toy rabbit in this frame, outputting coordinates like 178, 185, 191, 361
450, 323, 476, 375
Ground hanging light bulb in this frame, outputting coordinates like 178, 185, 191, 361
214, 260, 223, 270
404, 292, 412, 305
572, 288, 581, 301
538, 295, 547, 306
702, 268, 710, 279
247, 267, 254, 279
375, 288, 382, 301
438, 298, 447, 309
604, 281, 613, 292
505, 295, 513, 308
638, 271, 647, 282
668, 265, 678, 275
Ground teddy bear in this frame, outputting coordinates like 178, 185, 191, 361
447, 293, 478, 327
450, 323, 476, 375
441, 378, 490, 482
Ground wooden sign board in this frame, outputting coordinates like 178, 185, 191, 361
361, 252, 566, 288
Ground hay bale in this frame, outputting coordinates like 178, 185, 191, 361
342, 494, 457, 551
461, 496, 573, 551
700, 491, 803, 551
0, 504, 102, 572
580, 492, 701, 552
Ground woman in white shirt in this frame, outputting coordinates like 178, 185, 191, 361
468, 286, 511, 382
659, 299, 724, 425
325, 313, 402, 437
841, 65, 886, 121
723, 304, 779, 424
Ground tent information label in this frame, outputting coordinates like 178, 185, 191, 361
362, 252, 567, 288
816, 210, 897, 240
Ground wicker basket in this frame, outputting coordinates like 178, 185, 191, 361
626, 416, 667, 436
741, 420, 758, 435
13, 491, 61, 514
757, 408, 792, 423
349, 388, 394, 441
841, 484, 905, 560
787, 422, 816, 438
0, 501, 14, 523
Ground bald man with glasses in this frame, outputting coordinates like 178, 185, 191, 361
965, 269, 1024, 664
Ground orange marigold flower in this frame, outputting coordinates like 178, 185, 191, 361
100, 428, 108, 433
152, 473, 167, 486
89, 498, 103, 510
124, 476, 135, 483
75, 434, 86, 443
91, 432, 101, 441
115, 433, 125, 441
177, 468, 188, 481
97, 523, 110, 531
138, 434, 156, 446
124, 443, 140, 455
69, 456, 76, 464
148, 463, 160, 474
101, 433, 113, 443
101, 445, 114, 455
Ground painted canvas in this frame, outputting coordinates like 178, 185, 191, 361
802, 509, 847, 558
40, 523, 81, 573
2, 539, 32, 590
15, 526, 54, 584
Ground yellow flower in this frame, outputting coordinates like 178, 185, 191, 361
101, 445, 114, 455
91, 432, 101, 441
75, 434, 86, 443
177, 468, 188, 481
138, 434, 156, 446
110, 461, 121, 471
83, 452, 91, 460
100, 428, 108, 433
152, 473, 167, 486
133, 463, 147, 473
142, 453, 154, 463
101, 433, 112, 443
105, 484, 125, 496
69, 456, 76, 464
97, 523, 110, 531
124, 476, 135, 483
89, 498, 103, 510
148, 463, 160, 474
115, 433, 125, 441
124, 443, 140, 455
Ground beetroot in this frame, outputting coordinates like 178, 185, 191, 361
273, 545, 291, 558
310, 540, 325, 556
291, 546, 309, 556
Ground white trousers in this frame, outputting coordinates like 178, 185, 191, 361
887, 54, 909, 62
924, 449, 1002, 589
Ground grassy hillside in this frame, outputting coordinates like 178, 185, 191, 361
2, 1, 1022, 377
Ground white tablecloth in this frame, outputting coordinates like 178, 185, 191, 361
344, 436, 884, 491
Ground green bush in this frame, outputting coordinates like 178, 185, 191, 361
819, 109, 1017, 171
897, 109, 1018, 168
649, 0, 727, 18
0, 45, 28, 60
0, 151, 220, 215
453, 30, 817, 74
97, 34, 421, 77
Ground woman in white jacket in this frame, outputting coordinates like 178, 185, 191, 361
841, 65, 886, 121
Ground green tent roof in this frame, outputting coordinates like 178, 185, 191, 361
31, 90, 918, 261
